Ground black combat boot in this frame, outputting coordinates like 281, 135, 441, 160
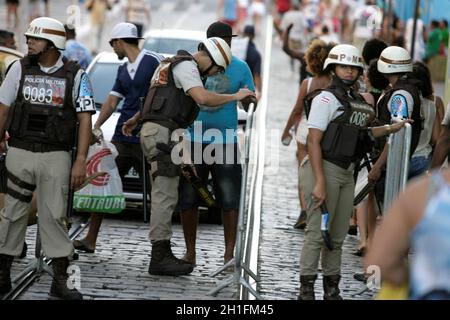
0, 254, 14, 294
148, 240, 194, 276
323, 275, 343, 300
298, 275, 317, 300
49, 257, 83, 300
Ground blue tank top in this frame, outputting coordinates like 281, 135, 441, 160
409, 172, 450, 299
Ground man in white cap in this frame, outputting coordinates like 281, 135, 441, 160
0, 17, 95, 299
73, 22, 163, 254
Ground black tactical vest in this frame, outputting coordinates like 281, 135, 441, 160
377, 76, 422, 157
141, 50, 200, 129
306, 78, 376, 169
7, 56, 79, 152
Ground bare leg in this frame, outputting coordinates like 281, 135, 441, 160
297, 142, 308, 211
6, 6, 11, 29
13, 5, 18, 28
75, 213, 103, 251
222, 209, 238, 263
180, 208, 199, 264
366, 192, 378, 249
349, 208, 357, 228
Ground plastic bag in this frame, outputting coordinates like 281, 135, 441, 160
73, 140, 125, 213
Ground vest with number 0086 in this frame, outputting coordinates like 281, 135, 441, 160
309, 83, 376, 169
7, 56, 79, 151
377, 76, 422, 157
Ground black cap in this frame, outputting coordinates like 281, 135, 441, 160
243, 25, 255, 37
207, 21, 238, 38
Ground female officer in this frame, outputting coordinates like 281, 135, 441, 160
298, 44, 410, 300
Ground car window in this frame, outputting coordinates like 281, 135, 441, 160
143, 37, 200, 55
88, 62, 124, 111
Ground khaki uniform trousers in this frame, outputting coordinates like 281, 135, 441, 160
140, 122, 179, 242
299, 159, 355, 276
0, 147, 73, 258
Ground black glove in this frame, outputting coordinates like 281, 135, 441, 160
241, 95, 258, 112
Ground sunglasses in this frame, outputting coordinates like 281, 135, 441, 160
109, 39, 117, 47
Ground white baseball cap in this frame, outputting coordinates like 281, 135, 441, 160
109, 22, 142, 41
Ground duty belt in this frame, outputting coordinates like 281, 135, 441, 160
8, 138, 69, 153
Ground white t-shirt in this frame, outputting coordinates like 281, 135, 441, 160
126, 0, 151, 25
353, 5, 379, 40
0, 54, 95, 113
303, 2, 319, 23
319, 33, 340, 44
405, 18, 425, 61
307, 91, 344, 131
413, 97, 436, 158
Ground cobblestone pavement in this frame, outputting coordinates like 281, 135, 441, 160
15, 218, 237, 300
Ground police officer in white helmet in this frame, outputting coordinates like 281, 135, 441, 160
298, 44, 410, 300
368, 46, 423, 184
123, 38, 255, 276
0, 17, 95, 299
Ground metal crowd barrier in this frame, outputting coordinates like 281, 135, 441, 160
207, 102, 261, 299
208, 15, 274, 300
353, 123, 412, 298
383, 123, 412, 213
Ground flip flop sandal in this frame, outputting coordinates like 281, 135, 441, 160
352, 247, 366, 257
73, 239, 95, 253
348, 225, 358, 236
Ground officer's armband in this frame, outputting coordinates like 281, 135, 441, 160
76, 96, 96, 112
76, 72, 96, 112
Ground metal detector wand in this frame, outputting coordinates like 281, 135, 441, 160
320, 203, 334, 251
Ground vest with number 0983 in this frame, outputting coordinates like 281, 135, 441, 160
7, 56, 79, 151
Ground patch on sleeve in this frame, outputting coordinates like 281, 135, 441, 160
389, 94, 409, 119
191, 67, 200, 76
79, 72, 94, 97
76, 72, 96, 113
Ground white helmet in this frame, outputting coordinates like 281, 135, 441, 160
323, 44, 364, 70
377, 46, 412, 74
198, 37, 232, 70
25, 17, 66, 50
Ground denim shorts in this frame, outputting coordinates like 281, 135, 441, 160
179, 142, 242, 211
